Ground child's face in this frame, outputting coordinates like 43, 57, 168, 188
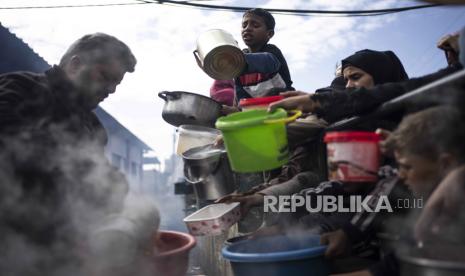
395, 150, 442, 198
241, 14, 273, 50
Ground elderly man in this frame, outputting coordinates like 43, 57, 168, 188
0, 33, 136, 275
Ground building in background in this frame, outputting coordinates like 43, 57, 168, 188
95, 108, 152, 191
0, 23, 153, 191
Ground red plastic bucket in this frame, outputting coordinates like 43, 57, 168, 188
239, 95, 284, 110
324, 131, 381, 182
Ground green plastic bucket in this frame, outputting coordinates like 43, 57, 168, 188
215, 108, 301, 173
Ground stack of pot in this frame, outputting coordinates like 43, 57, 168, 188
182, 144, 236, 201
158, 93, 236, 202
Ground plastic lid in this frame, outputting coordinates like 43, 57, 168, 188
239, 96, 284, 107
324, 131, 381, 143
215, 108, 287, 130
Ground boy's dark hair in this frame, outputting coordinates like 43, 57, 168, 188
385, 106, 465, 162
243, 8, 275, 30
59, 33, 136, 72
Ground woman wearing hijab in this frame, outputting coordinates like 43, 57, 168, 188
341, 49, 409, 89
270, 48, 462, 123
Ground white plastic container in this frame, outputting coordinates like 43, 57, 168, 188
175, 125, 221, 155
183, 203, 241, 236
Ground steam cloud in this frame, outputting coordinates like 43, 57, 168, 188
0, 119, 159, 276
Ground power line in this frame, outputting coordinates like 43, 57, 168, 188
151, 0, 442, 16
0, 1, 150, 9
0, 0, 217, 10
0, 0, 443, 17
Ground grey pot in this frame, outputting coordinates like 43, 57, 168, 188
159, 91, 222, 127
182, 145, 236, 200
399, 247, 465, 276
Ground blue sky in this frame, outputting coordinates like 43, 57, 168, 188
282, 2, 465, 91
0, 0, 464, 164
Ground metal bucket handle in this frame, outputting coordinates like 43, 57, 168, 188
183, 163, 203, 184
183, 154, 222, 184
158, 91, 180, 101
264, 110, 302, 124
193, 50, 204, 69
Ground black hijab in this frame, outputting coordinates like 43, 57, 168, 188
342, 49, 409, 85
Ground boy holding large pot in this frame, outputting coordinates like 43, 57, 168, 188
222, 8, 294, 114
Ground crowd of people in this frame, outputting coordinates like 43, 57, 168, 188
0, 3, 464, 276
214, 7, 465, 276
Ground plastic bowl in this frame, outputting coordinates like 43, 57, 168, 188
222, 234, 329, 276
152, 230, 196, 276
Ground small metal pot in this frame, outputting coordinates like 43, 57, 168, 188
182, 145, 236, 200
194, 29, 245, 80
158, 91, 222, 127
400, 254, 465, 276
399, 245, 465, 276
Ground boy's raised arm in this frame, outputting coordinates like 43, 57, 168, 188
243, 52, 281, 73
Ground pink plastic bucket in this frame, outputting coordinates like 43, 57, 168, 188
324, 131, 381, 182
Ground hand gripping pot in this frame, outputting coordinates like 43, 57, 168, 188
215, 108, 301, 173
194, 29, 246, 80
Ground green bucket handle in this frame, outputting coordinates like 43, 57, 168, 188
264, 109, 302, 124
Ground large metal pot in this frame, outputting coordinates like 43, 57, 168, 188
182, 144, 236, 200
194, 29, 245, 80
158, 91, 222, 127
399, 245, 465, 276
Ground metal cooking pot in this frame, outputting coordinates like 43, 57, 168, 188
194, 29, 245, 80
400, 253, 465, 276
182, 144, 236, 200
399, 244, 465, 276
158, 91, 222, 127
